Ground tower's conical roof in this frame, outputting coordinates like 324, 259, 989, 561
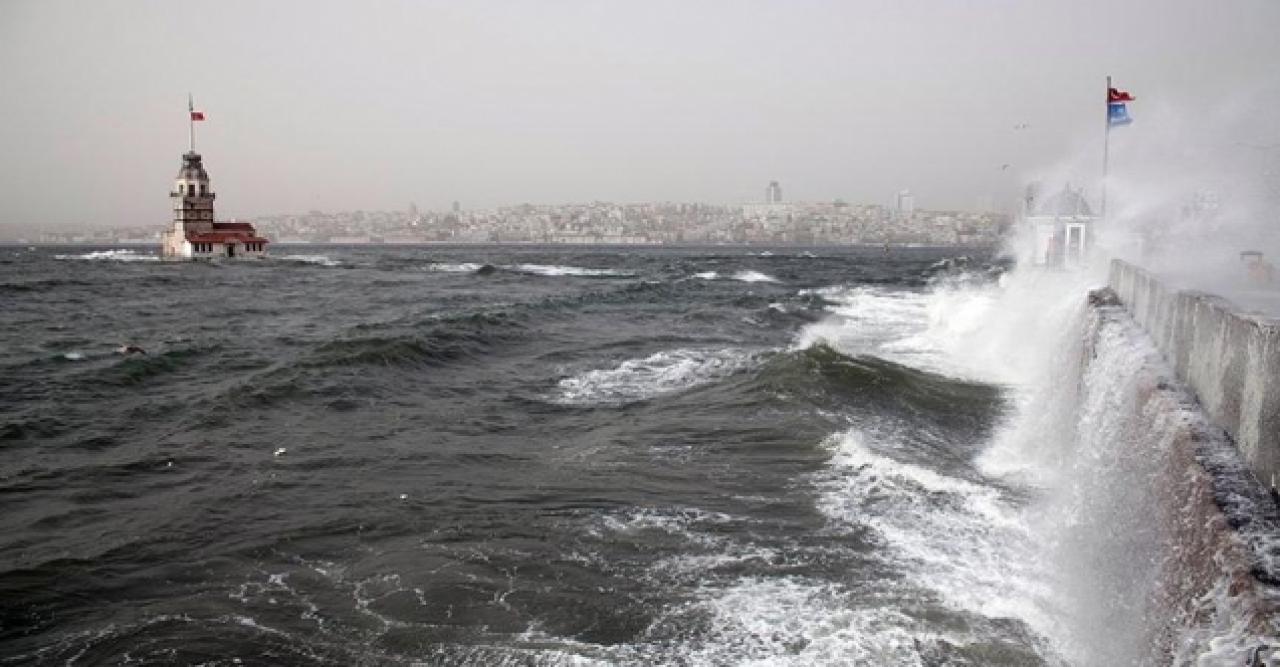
1035, 185, 1093, 217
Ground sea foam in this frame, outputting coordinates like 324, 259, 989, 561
54, 249, 159, 262
277, 254, 342, 267
554, 348, 760, 406
692, 270, 780, 283
510, 264, 634, 277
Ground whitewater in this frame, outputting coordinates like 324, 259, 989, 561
1, 244, 1274, 665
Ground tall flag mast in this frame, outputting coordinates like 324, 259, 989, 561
1101, 76, 1135, 219
188, 94, 206, 152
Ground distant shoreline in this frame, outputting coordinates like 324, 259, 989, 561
2, 241, 1003, 250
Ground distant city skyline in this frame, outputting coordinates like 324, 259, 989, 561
2, 1, 1278, 230
17, 198, 1008, 248
2, 182, 990, 239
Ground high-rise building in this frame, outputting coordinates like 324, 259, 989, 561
895, 189, 915, 217
766, 181, 783, 204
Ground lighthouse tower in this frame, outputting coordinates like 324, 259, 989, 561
160, 96, 268, 259
161, 151, 215, 257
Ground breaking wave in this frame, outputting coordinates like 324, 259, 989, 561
815, 430, 1052, 649
53, 249, 158, 262
510, 264, 634, 278
732, 270, 779, 283
425, 262, 487, 273
554, 348, 762, 406
421, 262, 633, 278
645, 578, 927, 665
693, 270, 780, 283
564, 507, 937, 665
275, 254, 343, 267
758, 343, 1003, 428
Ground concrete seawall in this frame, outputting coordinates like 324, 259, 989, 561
1080, 290, 1279, 662
1109, 259, 1280, 492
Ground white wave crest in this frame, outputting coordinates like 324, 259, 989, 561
794, 281, 1011, 381
585, 508, 934, 665
554, 348, 759, 405
794, 286, 935, 365
692, 270, 779, 283
815, 429, 1056, 650
278, 254, 342, 267
54, 249, 159, 262
675, 578, 927, 666
731, 270, 778, 283
511, 264, 633, 277
425, 262, 485, 273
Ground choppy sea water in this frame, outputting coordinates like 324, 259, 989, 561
1, 245, 1060, 665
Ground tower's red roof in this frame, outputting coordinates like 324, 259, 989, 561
211, 222, 257, 231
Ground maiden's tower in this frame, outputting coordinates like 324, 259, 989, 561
161, 97, 268, 259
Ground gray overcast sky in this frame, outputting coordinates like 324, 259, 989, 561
1, 0, 1277, 229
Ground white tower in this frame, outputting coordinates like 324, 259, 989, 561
162, 152, 216, 257
159, 96, 268, 259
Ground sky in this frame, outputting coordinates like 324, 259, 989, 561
1, 0, 1277, 230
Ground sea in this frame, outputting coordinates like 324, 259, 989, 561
0, 244, 1239, 665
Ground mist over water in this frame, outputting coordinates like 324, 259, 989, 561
1025, 82, 1280, 315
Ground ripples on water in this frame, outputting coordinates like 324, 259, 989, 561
0, 245, 1047, 665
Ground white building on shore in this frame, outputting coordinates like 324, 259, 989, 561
1023, 183, 1095, 268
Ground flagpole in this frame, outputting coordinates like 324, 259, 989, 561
188, 93, 195, 152
1101, 75, 1110, 220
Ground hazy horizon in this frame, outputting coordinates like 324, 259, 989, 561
2, 0, 1278, 231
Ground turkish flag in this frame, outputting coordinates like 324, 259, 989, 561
1108, 88, 1135, 103
190, 111, 206, 121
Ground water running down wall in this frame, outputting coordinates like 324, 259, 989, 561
1078, 280, 1280, 664
1108, 260, 1280, 493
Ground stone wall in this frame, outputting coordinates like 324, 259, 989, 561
1109, 259, 1280, 492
